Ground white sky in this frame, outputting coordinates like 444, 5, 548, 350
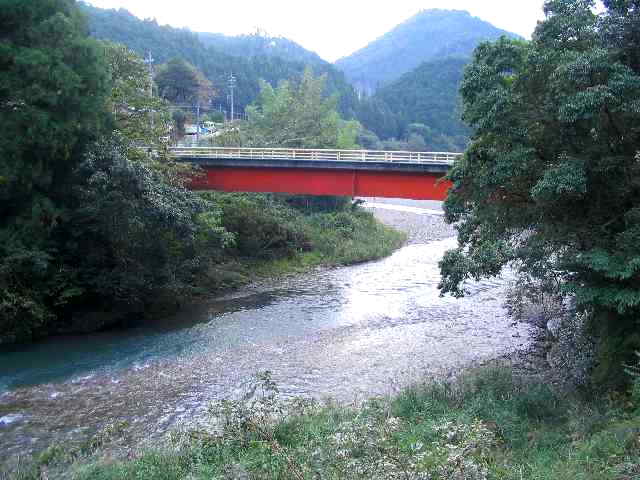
85, 0, 548, 62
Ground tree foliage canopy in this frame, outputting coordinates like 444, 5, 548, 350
0, 0, 112, 342
155, 58, 214, 106
0, 1, 230, 343
104, 42, 172, 151
440, 0, 640, 381
246, 69, 359, 149
0, 0, 110, 219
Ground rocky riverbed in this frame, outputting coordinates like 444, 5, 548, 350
363, 205, 456, 244
363, 200, 549, 377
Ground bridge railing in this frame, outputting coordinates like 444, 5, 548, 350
170, 147, 461, 165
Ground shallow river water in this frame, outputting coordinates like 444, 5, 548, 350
0, 230, 532, 463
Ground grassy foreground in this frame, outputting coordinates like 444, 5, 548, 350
13, 367, 640, 479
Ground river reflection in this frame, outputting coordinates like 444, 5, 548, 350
0, 237, 532, 462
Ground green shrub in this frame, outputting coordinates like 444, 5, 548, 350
64, 137, 229, 308
204, 193, 309, 259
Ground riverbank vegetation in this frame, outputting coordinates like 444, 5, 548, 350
11, 365, 640, 479
0, 0, 401, 345
192, 193, 405, 291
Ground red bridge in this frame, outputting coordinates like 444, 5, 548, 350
172, 147, 460, 200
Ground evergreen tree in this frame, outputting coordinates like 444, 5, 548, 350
439, 0, 640, 384
0, 0, 110, 219
0, 0, 111, 342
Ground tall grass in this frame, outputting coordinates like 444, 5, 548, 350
14, 368, 639, 479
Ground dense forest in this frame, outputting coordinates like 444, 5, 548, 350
357, 57, 471, 151
197, 31, 325, 66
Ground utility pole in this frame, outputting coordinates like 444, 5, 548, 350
228, 72, 236, 123
144, 51, 154, 97
196, 103, 200, 144
144, 51, 155, 131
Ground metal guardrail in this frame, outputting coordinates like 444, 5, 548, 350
170, 147, 461, 165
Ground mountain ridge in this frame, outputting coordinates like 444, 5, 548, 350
81, 4, 519, 149
196, 31, 326, 66
335, 9, 520, 93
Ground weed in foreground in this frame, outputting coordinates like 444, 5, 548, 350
8, 367, 640, 479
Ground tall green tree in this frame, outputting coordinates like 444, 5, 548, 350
155, 58, 214, 106
56, 46, 229, 332
0, 0, 110, 219
243, 69, 359, 212
104, 42, 171, 151
101, 42, 191, 185
439, 0, 640, 384
0, 0, 111, 342
245, 68, 359, 149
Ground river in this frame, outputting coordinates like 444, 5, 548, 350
0, 201, 533, 464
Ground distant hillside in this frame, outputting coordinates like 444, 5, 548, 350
197, 32, 325, 66
336, 9, 518, 93
358, 57, 470, 151
80, 4, 359, 118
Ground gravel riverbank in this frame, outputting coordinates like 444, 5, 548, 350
362, 202, 456, 244
364, 201, 551, 383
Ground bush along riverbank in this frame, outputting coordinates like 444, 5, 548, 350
11, 364, 640, 479
190, 193, 407, 293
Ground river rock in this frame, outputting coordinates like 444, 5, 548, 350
547, 317, 562, 339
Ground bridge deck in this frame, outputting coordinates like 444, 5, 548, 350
171, 147, 461, 166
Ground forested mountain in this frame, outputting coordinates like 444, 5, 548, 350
80, 3, 359, 118
335, 9, 518, 94
345, 9, 521, 150
357, 57, 470, 151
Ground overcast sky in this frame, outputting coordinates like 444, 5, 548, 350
85, 0, 548, 62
